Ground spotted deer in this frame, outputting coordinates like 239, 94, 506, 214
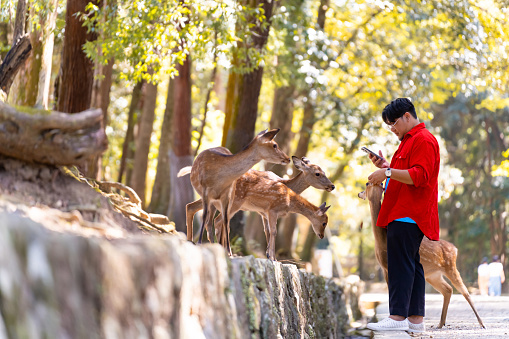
218, 170, 330, 260
358, 182, 485, 329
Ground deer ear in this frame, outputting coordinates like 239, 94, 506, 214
358, 191, 366, 200
259, 128, 280, 141
292, 156, 306, 170
257, 129, 269, 137
301, 157, 311, 165
317, 202, 329, 216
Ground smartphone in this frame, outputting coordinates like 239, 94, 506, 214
361, 146, 382, 160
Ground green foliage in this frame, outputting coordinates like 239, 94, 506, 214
80, 0, 274, 83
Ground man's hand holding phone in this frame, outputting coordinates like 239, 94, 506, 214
361, 146, 389, 168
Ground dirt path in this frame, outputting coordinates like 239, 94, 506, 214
368, 293, 509, 338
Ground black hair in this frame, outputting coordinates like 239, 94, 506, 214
382, 98, 417, 124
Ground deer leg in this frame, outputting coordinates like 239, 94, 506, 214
220, 196, 233, 257
205, 204, 217, 243
261, 216, 271, 258
186, 199, 203, 242
445, 268, 486, 329
198, 192, 211, 244
425, 271, 453, 328
216, 198, 242, 248
214, 213, 223, 246
266, 213, 278, 261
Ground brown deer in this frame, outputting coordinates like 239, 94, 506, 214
213, 157, 334, 254
183, 156, 335, 244
217, 170, 330, 260
358, 182, 485, 329
177, 129, 290, 256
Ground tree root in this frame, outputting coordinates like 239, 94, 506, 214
61, 166, 175, 234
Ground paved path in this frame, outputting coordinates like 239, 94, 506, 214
367, 293, 509, 339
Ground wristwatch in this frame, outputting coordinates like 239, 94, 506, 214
385, 168, 392, 178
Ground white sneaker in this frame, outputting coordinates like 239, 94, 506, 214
367, 317, 409, 331
407, 321, 425, 333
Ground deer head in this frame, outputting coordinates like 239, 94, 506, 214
310, 202, 330, 239
292, 156, 335, 192
358, 182, 384, 201
251, 129, 291, 165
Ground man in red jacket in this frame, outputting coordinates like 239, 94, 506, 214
366, 98, 440, 333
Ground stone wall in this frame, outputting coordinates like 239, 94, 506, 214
0, 211, 350, 339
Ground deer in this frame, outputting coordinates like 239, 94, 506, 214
215, 170, 331, 260
182, 156, 335, 245
358, 182, 485, 329
177, 129, 290, 257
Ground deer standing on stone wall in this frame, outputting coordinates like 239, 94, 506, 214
177, 129, 290, 256
183, 156, 334, 242
358, 182, 485, 329
216, 170, 331, 260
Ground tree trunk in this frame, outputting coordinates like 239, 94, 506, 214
277, 98, 316, 259
221, 69, 240, 147
168, 56, 194, 232
86, 57, 114, 179
294, 98, 316, 157
0, 36, 32, 98
35, 0, 58, 109
57, 0, 99, 113
118, 81, 144, 184
264, 82, 296, 259
8, 26, 42, 107
148, 78, 174, 214
268, 84, 295, 176
130, 79, 157, 207
0, 23, 8, 61
225, 68, 265, 153
195, 45, 218, 156
12, 0, 27, 46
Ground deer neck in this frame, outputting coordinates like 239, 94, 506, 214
221, 144, 261, 179
288, 194, 318, 222
282, 172, 308, 194
368, 196, 387, 246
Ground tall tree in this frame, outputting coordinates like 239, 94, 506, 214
0, 0, 32, 100
148, 78, 174, 214
168, 56, 194, 232
130, 77, 157, 206
6, 0, 36, 105
118, 80, 144, 184
57, 0, 100, 113
35, 0, 59, 109
87, 57, 114, 179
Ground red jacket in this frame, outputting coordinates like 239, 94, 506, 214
377, 123, 440, 240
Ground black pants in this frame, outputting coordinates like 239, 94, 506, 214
387, 220, 425, 317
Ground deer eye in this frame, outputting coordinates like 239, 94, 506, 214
273, 144, 277, 148
315, 173, 320, 176
322, 223, 326, 226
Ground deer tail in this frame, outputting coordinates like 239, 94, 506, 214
177, 166, 192, 177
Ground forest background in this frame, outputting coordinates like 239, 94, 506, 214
1, 0, 508, 289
